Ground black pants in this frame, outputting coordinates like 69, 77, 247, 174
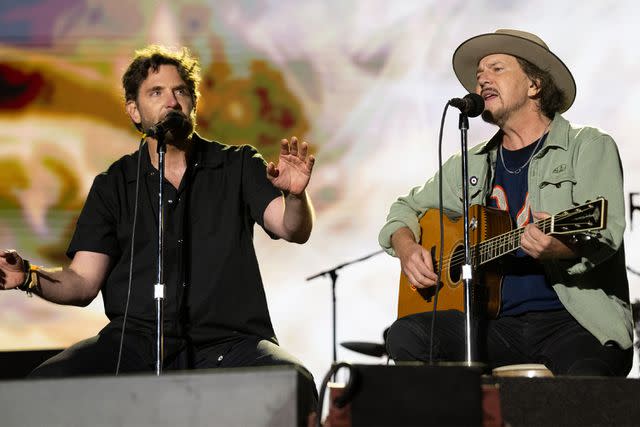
386, 309, 633, 376
29, 324, 317, 405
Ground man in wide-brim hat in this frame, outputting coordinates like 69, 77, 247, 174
379, 29, 632, 376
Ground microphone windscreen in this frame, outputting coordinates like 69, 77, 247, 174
464, 93, 485, 117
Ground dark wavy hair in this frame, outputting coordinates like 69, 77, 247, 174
516, 57, 566, 118
122, 45, 201, 107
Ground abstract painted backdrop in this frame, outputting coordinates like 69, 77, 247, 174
1, 0, 639, 385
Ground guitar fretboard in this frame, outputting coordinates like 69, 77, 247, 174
476, 218, 552, 265
439, 200, 603, 270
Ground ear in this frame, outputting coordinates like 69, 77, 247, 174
528, 78, 542, 98
126, 100, 141, 125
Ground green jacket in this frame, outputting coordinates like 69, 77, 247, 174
379, 114, 633, 349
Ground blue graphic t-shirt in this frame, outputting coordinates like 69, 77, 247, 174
488, 134, 562, 316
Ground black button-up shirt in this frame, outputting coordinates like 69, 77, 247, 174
67, 134, 282, 344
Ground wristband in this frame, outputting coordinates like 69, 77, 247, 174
17, 259, 40, 296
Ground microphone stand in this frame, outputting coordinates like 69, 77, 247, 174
154, 133, 167, 376
306, 250, 384, 365
458, 112, 477, 364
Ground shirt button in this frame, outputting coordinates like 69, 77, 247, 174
178, 239, 183, 244
217, 355, 224, 362
168, 199, 174, 204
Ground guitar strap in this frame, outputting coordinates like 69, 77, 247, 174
483, 149, 496, 206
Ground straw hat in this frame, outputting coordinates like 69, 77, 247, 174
452, 29, 576, 112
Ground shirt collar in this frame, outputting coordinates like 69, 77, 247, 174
124, 133, 225, 183
190, 133, 226, 169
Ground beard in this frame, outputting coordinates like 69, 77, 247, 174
481, 109, 498, 125
165, 110, 195, 141
481, 95, 528, 128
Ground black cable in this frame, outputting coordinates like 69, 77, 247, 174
428, 102, 450, 364
316, 362, 354, 427
115, 136, 146, 375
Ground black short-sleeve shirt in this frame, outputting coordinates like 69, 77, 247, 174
67, 134, 282, 344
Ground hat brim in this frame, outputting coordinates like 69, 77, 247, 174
452, 33, 576, 113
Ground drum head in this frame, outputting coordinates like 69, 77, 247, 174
492, 363, 553, 378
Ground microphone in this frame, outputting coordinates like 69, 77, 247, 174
448, 93, 484, 117
145, 111, 189, 138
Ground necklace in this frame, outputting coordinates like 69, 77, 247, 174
499, 127, 549, 175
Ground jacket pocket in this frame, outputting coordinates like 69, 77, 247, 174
538, 171, 577, 207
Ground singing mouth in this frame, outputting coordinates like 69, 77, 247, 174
163, 110, 186, 120
482, 89, 498, 102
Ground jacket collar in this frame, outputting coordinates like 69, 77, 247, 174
475, 113, 570, 155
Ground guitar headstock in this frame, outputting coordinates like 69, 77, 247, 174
551, 197, 607, 234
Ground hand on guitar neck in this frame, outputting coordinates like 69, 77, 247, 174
521, 212, 578, 260
391, 227, 439, 289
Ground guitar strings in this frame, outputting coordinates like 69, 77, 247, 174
430, 203, 599, 270
437, 212, 594, 269
435, 216, 553, 269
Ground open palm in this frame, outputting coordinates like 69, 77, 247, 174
267, 137, 315, 196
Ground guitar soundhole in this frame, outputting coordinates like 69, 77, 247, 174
449, 244, 465, 286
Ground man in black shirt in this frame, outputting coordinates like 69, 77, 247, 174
0, 46, 317, 385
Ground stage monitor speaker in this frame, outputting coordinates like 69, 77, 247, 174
343, 364, 483, 426
0, 349, 62, 379
0, 365, 312, 427
496, 376, 640, 427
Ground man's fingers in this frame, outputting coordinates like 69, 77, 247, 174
407, 270, 437, 288
0, 250, 19, 265
289, 137, 298, 156
420, 249, 439, 280
266, 162, 279, 178
404, 254, 438, 288
414, 266, 438, 283
306, 155, 315, 171
532, 211, 550, 220
521, 226, 544, 258
280, 139, 290, 156
298, 140, 308, 160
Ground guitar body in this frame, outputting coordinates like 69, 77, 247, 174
397, 205, 512, 319
396, 198, 607, 320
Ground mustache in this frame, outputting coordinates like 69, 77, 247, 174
481, 88, 499, 99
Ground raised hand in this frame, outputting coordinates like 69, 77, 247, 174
0, 250, 26, 290
266, 137, 315, 196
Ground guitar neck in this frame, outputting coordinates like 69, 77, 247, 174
475, 217, 554, 266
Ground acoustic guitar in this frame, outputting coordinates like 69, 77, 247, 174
397, 198, 607, 319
